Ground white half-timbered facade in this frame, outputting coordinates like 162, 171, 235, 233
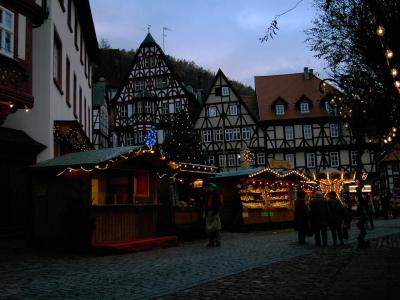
92, 80, 109, 149
112, 33, 198, 146
255, 68, 377, 175
195, 69, 264, 171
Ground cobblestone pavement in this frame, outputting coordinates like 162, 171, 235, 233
0, 218, 399, 299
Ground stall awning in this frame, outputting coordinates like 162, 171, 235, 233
214, 168, 263, 179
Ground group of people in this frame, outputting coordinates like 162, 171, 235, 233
294, 190, 353, 247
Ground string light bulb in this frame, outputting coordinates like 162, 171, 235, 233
9, 103, 14, 108
25, 108, 30, 112
385, 50, 394, 59
391, 68, 398, 77
394, 81, 400, 88
376, 26, 385, 36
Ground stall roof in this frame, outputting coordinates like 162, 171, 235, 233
214, 168, 263, 178
33, 146, 142, 168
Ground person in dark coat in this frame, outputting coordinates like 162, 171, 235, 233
310, 191, 329, 247
204, 183, 223, 247
294, 190, 309, 245
327, 191, 345, 246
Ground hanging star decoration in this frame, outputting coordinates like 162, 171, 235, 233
144, 129, 157, 147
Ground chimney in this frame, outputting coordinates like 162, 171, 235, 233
303, 67, 309, 80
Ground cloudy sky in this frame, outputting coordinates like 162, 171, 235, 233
89, 0, 328, 87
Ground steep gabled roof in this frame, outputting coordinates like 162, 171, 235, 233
382, 145, 400, 162
255, 71, 336, 121
198, 69, 259, 123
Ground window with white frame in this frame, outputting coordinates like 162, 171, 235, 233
306, 153, 316, 168
126, 132, 134, 145
175, 101, 182, 112
232, 128, 241, 140
134, 80, 144, 91
156, 77, 167, 89
351, 150, 358, 166
137, 130, 144, 143
207, 106, 217, 117
228, 154, 237, 166
300, 102, 310, 113
330, 152, 340, 167
137, 102, 143, 114
325, 101, 334, 114
276, 104, 285, 115
145, 101, 152, 113
161, 102, 169, 114
285, 153, 295, 168
219, 155, 226, 167
242, 127, 251, 140
222, 86, 230, 96
0, 7, 14, 57
285, 126, 294, 140
257, 153, 265, 165
120, 105, 128, 118
330, 123, 339, 137
214, 129, 223, 141
208, 156, 215, 166
303, 125, 312, 139
225, 128, 233, 141
202, 130, 212, 143
228, 104, 238, 115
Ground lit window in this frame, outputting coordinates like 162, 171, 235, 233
242, 127, 251, 140
276, 104, 285, 115
306, 153, 316, 168
303, 125, 312, 139
222, 86, 230, 96
330, 124, 339, 137
285, 126, 294, 140
207, 106, 217, 117
219, 155, 226, 167
330, 152, 340, 167
0, 6, 14, 57
351, 151, 358, 166
202, 130, 212, 143
214, 129, 223, 141
257, 153, 265, 165
228, 104, 238, 115
300, 102, 309, 113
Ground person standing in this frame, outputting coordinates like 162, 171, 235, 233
310, 191, 329, 247
327, 191, 345, 246
204, 183, 223, 247
294, 190, 309, 245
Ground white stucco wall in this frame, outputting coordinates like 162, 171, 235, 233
5, 0, 94, 161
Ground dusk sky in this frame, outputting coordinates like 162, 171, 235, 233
89, 0, 328, 87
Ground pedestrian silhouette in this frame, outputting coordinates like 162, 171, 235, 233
310, 191, 329, 247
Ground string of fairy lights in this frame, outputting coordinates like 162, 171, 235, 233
375, 24, 399, 144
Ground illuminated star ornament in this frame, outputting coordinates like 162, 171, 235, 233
144, 129, 157, 147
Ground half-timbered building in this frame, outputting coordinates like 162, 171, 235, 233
255, 67, 377, 175
92, 79, 109, 149
111, 33, 199, 147
378, 145, 400, 196
194, 69, 264, 171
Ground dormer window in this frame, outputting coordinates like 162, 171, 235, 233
325, 101, 335, 115
276, 104, 285, 115
300, 102, 310, 113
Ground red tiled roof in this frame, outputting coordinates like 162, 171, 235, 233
241, 94, 259, 120
255, 72, 336, 121
382, 145, 400, 162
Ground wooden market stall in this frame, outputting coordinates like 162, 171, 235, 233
213, 167, 311, 229
29, 146, 179, 250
